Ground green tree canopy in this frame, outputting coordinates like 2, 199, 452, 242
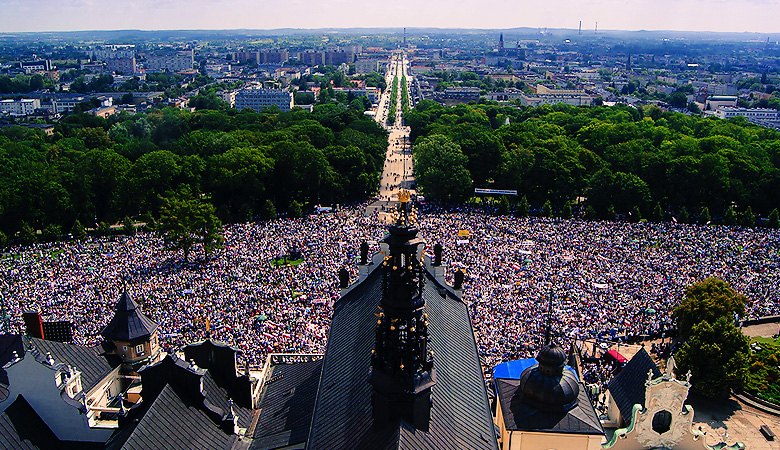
675, 317, 750, 398
672, 277, 747, 340
158, 190, 224, 261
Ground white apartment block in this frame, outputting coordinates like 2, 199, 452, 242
0, 98, 41, 116
235, 88, 294, 112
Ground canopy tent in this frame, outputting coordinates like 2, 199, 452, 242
493, 357, 579, 385
604, 349, 628, 364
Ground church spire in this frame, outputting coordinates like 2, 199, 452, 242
370, 191, 436, 430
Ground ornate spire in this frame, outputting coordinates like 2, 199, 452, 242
370, 194, 436, 430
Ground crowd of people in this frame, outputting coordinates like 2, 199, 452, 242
2, 205, 778, 373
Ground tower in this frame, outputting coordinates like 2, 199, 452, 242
579, 20, 582, 35
499, 32, 505, 52
101, 291, 160, 367
403, 27, 407, 48
369, 190, 436, 431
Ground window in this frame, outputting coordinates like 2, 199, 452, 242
652, 410, 672, 434
135, 344, 145, 356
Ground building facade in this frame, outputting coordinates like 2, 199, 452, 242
235, 88, 294, 112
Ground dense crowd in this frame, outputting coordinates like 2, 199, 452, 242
2, 206, 779, 372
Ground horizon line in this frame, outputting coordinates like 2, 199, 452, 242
1, 26, 778, 36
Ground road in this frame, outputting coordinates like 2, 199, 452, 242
366, 52, 416, 219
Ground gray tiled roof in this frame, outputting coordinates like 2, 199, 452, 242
101, 292, 158, 343
27, 337, 117, 392
251, 359, 323, 450
119, 384, 239, 450
306, 268, 498, 450
495, 377, 604, 435
607, 347, 661, 422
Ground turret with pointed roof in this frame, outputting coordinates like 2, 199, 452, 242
101, 291, 160, 365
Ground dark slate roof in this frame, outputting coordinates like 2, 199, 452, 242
101, 291, 159, 342
27, 337, 118, 392
0, 394, 59, 450
0, 349, 115, 445
0, 335, 24, 368
251, 359, 324, 450
119, 384, 239, 450
306, 268, 498, 450
203, 371, 253, 429
495, 377, 604, 435
607, 347, 662, 421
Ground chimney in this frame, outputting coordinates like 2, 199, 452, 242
23, 311, 45, 339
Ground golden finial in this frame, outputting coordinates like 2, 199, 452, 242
398, 189, 411, 203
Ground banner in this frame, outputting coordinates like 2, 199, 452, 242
474, 188, 518, 195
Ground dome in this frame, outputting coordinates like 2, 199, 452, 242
517, 344, 580, 412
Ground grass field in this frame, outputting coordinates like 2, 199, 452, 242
270, 257, 304, 267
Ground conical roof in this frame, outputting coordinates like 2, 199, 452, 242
100, 291, 158, 342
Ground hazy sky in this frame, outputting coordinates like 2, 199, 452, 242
0, 0, 778, 33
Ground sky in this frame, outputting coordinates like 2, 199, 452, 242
0, 0, 778, 34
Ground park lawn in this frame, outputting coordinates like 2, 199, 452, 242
745, 337, 780, 404
270, 257, 304, 267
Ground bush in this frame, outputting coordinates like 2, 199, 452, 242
651, 203, 664, 223
19, 222, 37, 245
123, 216, 135, 235
769, 208, 780, 228
741, 206, 755, 227
541, 200, 553, 218
517, 196, 529, 217
42, 224, 63, 242
288, 200, 304, 218
698, 206, 711, 225
71, 219, 87, 240
561, 202, 572, 219
97, 222, 112, 236
0, 230, 7, 248
261, 199, 277, 220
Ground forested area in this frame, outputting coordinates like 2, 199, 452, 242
0, 102, 387, 245
408, 101, 780, 225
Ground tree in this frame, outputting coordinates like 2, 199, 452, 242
673, 277, 747, 340
768, 208, 780, 228
19, 222, 37, 245
675, 317, 750, 398
651, 203, 664, 223
630, 205, 642, 222
158, 191, 224, 261
741, 206, 755, 227
71, 219, 87, 240
123, 216, 135, 235
724, 206, 738, 225
0, 230, 7, 248
678, 206, 689, 224
42, 224, 63, 242
414, 135, 473, 203
288, 200, 304, 218
698, 206, 711, 225
541, 200, 553, 218
261, 199, 277, 220
561, 202, 573, 219
517, 195, 530, 217
585, 205, 597, 220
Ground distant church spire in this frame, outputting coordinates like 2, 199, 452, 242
370, 190, 436, 430
499, 32, 505, 52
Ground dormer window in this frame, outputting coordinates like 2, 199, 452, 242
135, 344, 145, 356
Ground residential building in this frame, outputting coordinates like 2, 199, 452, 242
0, 98, 41, 116
20, 59, 51, 73
233, 51, 259, 65
355, 58, 381, 74
259, 49, 289, 64
144, 50, 194, 72
714, 107, 780, 129
299, 50, 325, 66
706, 95, 738, 110
235, 88, 294, 112
104, 56, 137, 75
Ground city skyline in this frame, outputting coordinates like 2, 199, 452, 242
0, 0, 779, 34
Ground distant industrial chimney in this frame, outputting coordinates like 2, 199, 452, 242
579, 20, 582, 35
